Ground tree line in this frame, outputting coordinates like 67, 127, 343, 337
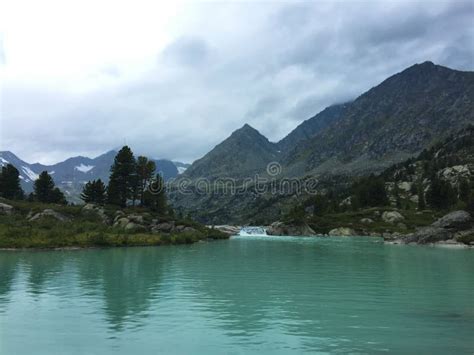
0, 146, 168, 214
81, 146, 167, 212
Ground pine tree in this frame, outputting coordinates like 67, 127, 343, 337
107, 146, 137, 207
352, 174, 388, 208
136, 156, 156, 205
143, 174, 168, 213
427, 175, 457, 210
0, 164, 24, 200
418, 183, 426, 210
33, 171, 66, 204
81, 179, 106, 205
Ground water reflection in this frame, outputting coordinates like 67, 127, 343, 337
0, 253, 19, 310
74, 248, 166, 331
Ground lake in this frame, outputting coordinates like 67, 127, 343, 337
0, 236, 473, 354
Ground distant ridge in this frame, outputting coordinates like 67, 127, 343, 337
0, 150, 185, 202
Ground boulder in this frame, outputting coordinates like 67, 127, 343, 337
124, 222, 148, 232
114, 217, 130, 228
382, 211, 404, 224
175, 225, 186, 232
208, 225, 241, 236
360, 218, 374, 224
28, 209, 70, 222
385, 210, 473, 245
0, 202, 13, 215
266, 221, 316, 236
328, 227, 357, 236
183, 227, 198, 234
154, 222, 174, 233
128, 214, 145, 224
431, 210, 471, 229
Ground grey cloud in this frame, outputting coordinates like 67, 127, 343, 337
245, 95, 281, 119
1, 0, 473, 164
162, 36, 211, 67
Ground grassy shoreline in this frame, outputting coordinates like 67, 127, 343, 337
0, 199, 228, 249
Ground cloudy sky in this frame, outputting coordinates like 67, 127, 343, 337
0, 0, 473, 164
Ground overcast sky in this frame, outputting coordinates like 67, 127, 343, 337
0, 0, 473, 164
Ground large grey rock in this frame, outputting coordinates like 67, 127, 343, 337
328, 227, 357, 236
154, 222, 175, 233
267, 221, 316, 236
82, 203, 96, 211
382, 211, 405, 224
124, 222, 148, 232
114, 217, 130, 228
406, 226, 452, 244
387, 210, 473, 245
183, 227, 198, 234
360, 218, 374, 224
208, 225, 241, 236
432, 211, 471, 229
0, 202, 13, 215
128, 214, 145, 224
28, 209, 70, 222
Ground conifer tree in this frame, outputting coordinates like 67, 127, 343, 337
107, 146, 137, 207
426, 175, 457, 210
33, 171, 66, 204
136, 156, 156, 205
81, 179, 107, 205
0, 164, 24, 200
143, 174, 167, 213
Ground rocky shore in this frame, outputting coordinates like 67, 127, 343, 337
383, 210, 474, 247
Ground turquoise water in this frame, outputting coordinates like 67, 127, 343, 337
0, 236, 473, 354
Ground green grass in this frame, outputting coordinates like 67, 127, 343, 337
0, 199, 228, 249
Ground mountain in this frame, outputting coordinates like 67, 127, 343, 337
0, 150, 182, 203
283, 61, 474, 176
277, 102, 350, 153
183, 123, 280, 180
171, 61, 474, 224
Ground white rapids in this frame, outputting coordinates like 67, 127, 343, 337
238, 226, 268, 237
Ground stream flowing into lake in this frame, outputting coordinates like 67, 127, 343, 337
1, 236, 473, 354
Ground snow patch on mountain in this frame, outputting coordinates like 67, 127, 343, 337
0, 157, 9, 165
21, 166, 39, 181
75, 164, 94, 173
177, 167, 187, 174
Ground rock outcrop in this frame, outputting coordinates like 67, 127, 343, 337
384, 210, 473, 245
267, 221, 316, 236
328, 227, 357, 236
28, 209, 70, 222
208, 225, 241, 236
0, 202, 13, 215
382, 211, 405, 224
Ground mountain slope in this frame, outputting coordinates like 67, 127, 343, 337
277, 102, 350, 153
183, 124, 280, 180
284, 61, 474, 176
